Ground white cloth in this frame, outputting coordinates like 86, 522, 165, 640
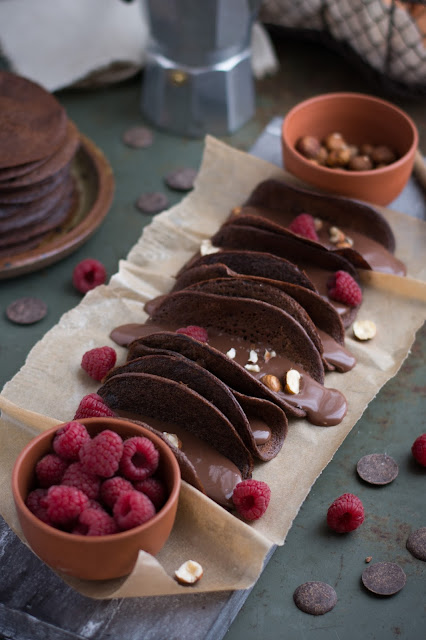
0, 0, 278, 92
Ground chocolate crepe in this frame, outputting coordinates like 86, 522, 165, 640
97, 371, 254, 480
103, 352, 288, 461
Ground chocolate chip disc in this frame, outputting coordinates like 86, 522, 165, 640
293, 581, 337, 615
135, 191, 170, 214
406, 527, 426, 561
6, 297, 47, 324
356, 453, 399, 485
122, 126, 154, 149
361, 562, 406, 596
164, 167, 197, 191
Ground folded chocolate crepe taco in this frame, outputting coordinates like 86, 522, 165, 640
173, 276, 355, 373
210, 215, 362, 327
176, 249, 317, 292
97, 371, 253, 508
120, 291, 347, 427
239, 179, 405, 276
102, 352, 287, 461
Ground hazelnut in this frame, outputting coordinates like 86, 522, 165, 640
245, 363, 260, 372
348, 155, 373, 172
329, 226, 346, 244
371, 145, 397, 166
353, 320, 377, 341
262, 374, 282, 393
200, 239, 219, 256
284, 369, 301, 395
360, 143, 374, 157
296, 135, 322, 160
226, 347, 236, 359
315, 146, 329, 165
263, 349, 277, 363
231, 206, 242, 216
314, 217, 323, 231
163, 432, 182, 449
326, 147, 351, 168
174, 560, 203, 585
324, 132, 346, 151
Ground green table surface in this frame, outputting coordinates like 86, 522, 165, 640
0, 34, 425, 640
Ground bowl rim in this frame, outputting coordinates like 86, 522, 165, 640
11, 416, 181, 543
281, 91, 419, 177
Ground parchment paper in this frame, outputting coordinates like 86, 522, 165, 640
1, 136, 425, 599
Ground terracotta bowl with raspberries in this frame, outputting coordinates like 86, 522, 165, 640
281, 92, 418, 206
11, 417, 181, 581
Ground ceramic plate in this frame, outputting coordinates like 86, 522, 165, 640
0, 134, 115, 279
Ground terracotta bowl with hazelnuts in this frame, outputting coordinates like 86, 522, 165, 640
281, 92, 418, 206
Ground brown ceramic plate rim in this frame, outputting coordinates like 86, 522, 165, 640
0, 133, 115, 280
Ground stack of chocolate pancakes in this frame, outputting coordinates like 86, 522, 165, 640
0, 71, 80, 257
94, 178, 405, 509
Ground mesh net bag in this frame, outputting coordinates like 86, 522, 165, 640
259, 0, 426, 97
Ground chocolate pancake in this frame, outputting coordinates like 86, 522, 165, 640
0, 176, 73, 233
181, 277, 324, 361
123, 332, 347, 426
0, 71, 68, 167
210, 216, 361, 327
176, 249, 316, 292
0, 176, 70, 221
0, 185, 75, 250
0, 165, 70, 205
0, 156, 48, 182
146, 289, 325, 384
0, 121, 80, 190
102, 353, 287, 461
239, 179, 405, 275
244, 179, 396, 252
97, 371, 253, 479
164, 269, 352, 372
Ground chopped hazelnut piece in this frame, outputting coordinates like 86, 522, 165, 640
163, 432, 182, 449
248, 349, 258, 364
314, 217, 323, 231
285, 369, 301, 395
353, 320, 377, 341
226, 347, 236, 359
263, 349, 276, 363
174, 560, 204, 585
262, 374, 282, 393
329, 226, 346, 244
245, 363, 260, 373
200, 239, 219, 256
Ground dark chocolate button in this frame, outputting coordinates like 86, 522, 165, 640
406, 527, 426, 561
164, 168, 197, 191
356, 453, 399, 485
6, 297, 47, 324
122, 126, 154, 149
293, 581, 337, 615
135, 191, 170, 214
361, 562, 406, 595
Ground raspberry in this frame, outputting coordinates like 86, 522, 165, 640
134, 476, 167, 511
26, 488, 50, 524
119, 436, 159, 482
74, 393, 116, 420
100, 476, 133, 508
35, 453, 68, 488
46, 485, 89, 525
79, 429, 124, 478
73, 507, 118, 536
411, 434, 426, 466
327, 270, 362, 307
175, 325, 208, 342
72, 258, 107, 294
81, 346, 117, 382
113, 490, 156, 531
232, 479, 271, 521
289, 213, 319, 242
61, 462, 101, 500
327, 493, 365, 533
52, 421, 90, 461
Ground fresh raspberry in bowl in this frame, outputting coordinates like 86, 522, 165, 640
11, 417, 181, 581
